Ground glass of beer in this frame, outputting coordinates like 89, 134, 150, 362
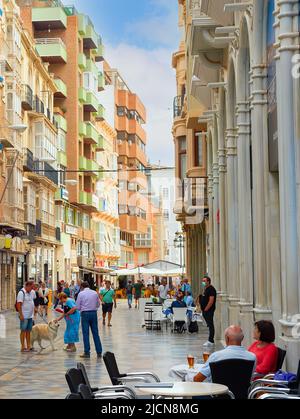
203, 352, 210, 363
187, 355, 195, 369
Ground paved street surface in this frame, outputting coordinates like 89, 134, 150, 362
0, 302, 211, 399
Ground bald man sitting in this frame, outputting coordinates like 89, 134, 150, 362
194, 325, 256, 382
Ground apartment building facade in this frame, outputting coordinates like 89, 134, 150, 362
176, 0, 300, 369
18, 0, 108, 282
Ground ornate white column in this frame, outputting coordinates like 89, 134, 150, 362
217, 88, 229, 336
225, 127, 240, 325
207, 135, 214, 278
275, 0, 300, 370
212, 118, 220, 292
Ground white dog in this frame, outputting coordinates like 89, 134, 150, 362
31, 321, 60, 351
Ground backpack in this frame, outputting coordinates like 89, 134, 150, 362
274, 370, 297, 383
188, 321, 199, 334
15, 289, 25, 312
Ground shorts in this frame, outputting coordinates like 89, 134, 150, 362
102, 303, 113, 314
20, 318, 33, 332
134, 295, 141, 300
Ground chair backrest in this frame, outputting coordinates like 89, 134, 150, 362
65, 368, 85, 394
276, 347, 287, 371
103, 351, 123, 385
210, 359, 255, 399
77, 362, 92, 391
78, 384, 94, 400
172, 307, 187, 321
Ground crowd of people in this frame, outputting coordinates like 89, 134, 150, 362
16, 275, 281, 379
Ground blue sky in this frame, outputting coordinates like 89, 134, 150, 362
71, 0, 179, 165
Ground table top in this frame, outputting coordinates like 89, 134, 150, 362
138, 382, 228, 397
169, 363, 203, 380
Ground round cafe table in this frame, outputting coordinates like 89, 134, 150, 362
138, 382, 229, 399
169, 363, 204, 381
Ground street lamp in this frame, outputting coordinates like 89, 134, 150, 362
174, 231, 185, 279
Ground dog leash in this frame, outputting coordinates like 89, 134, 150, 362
36, 312, 49, 325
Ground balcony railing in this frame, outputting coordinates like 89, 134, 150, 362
173, 95, 184, 118
34, 161, 59, 186
23, 148, 34, 172
22, 85, 33, 111
33, 95, 45, 114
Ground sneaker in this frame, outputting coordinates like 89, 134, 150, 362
97, 353, 102, 359
80, 353, 90, 359
203, 341, 215, 347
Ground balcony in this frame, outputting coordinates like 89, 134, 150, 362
94, 42, 104, 62
54, 78, 67, 98
84, 122, 99, 144
57, 150, 67, 167
22, 85, 33, 111
35, 38, 67, 64
78, 86, 87, 103
78, 14, 87, 36
55, 187, 69, 201
95, 134, 105, 151
86, 59, 98, 77
78, 53, 87, 70
95, 104, 105, 121
83, 23, 98, 50
34, 161, 58, 186
173, 95, 184, 118
32, 7, 67, 30
84, 91, 98, 113
79, 190, 99, 211
23, 148, 34, 172
54, 114, 67, 132
98, 71, 105, 91
79, 121, 87, 136
119, 214, 148, 235
79, 156, 100, 177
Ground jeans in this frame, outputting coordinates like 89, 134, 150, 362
81, 311, 102, 355
202, 310, 215, 343
127, 294, 133, 307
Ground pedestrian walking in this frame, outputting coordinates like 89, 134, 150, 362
126, 280, 133, 309
53, 281, 64, 308
76, 281, 102, 359
100, 280, 117, 326
158, 278, 170, 304
197, 275, 217, 348
63, 282, 71, 298
16, 281, 36, 353
55, 292, 80, 352
132, 280, 143, 309
69, 280, 76, 299
38, 283, 49, 318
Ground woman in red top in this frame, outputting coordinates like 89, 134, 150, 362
248, 320, 278, 375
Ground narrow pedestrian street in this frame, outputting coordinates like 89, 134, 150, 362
0, 302, 208, 399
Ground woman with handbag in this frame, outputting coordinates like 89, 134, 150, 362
55, 292, 80, 352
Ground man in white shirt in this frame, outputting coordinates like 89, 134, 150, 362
158, 278, 170, 304
193, 325, 256, 382
17, 280, 36, 353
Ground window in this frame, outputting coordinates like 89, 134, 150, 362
67, 208, 74, 225
178, 136, 187, 180
163, 209, 169, 221
82, 214, 91, 230
117, 106, 126, 116
118, 180, 127, 191
162, 188, 169, 199
128, 182, 137, 191
119, 205, 128, 215
195, 132, 203, 167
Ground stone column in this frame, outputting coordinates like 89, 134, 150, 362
236, 100, 254, 345
207, 137, 214, 278
217, 88, 229, 336
212, 119, 220, 292
225, 127, 240, 325
275, 0, 300, 370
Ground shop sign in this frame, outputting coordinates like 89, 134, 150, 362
65, 224, 78, 236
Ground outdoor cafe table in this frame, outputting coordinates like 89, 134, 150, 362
169, 363, 204, 381
138, 382, 229, 399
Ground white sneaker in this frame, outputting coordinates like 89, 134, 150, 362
203, 341, 215, 347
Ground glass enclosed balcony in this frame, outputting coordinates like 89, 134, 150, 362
32, 7, 67, 30
86, 59, 98, 77
83, 23, 98, 50
84, 122, 99, 144
98, 71, 105, 91
94, 41, 104, 62
79, 121, 87, 137
57, 150, 67, 167
54, 114, 67, 132
35, 38, 67, 63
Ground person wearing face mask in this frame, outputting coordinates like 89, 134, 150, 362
197, 275, 217, 348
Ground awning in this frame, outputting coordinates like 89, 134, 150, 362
79, 266, 113, 274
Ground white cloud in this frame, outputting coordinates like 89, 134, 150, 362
126, 0, 179, 48
106, 43, 177, 166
